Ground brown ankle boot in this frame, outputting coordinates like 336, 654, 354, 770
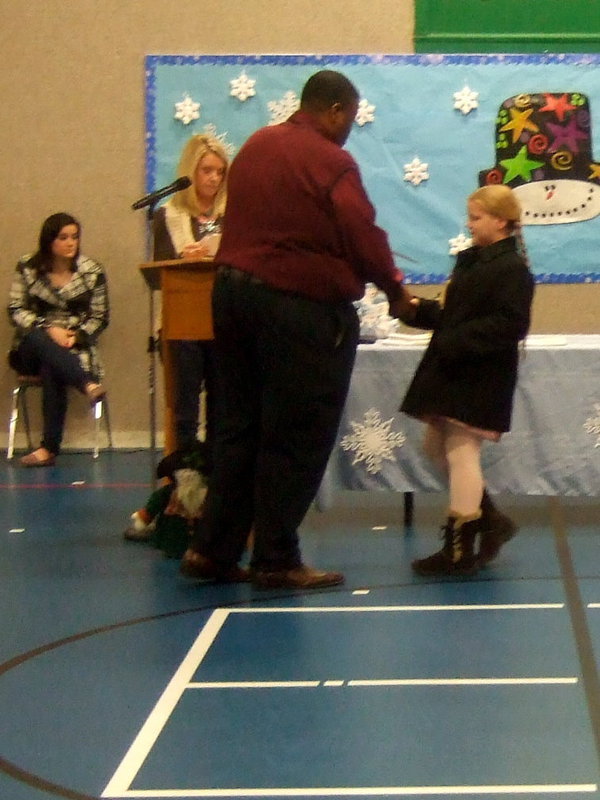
478, 490, 518, 566
412, 512, 480, 577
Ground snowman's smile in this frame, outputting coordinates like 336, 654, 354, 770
516, 180, 600, 224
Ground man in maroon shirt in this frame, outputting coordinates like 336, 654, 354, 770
181, 69, 412, 589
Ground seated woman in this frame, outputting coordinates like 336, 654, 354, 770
153, 132, 229, 453
7, 212, 109, 466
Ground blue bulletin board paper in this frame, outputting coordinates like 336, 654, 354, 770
145, 54, 600, 284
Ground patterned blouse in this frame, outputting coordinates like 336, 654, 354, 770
7, 254, 110, 378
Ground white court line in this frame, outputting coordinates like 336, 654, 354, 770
348, 678, 578, 686
186, 678, 577, 689
102, 602, 573, 799
102, 608, 230, 798
587, 603, 600, 608
188, 681, 320, 688
228, 604, 565, 613
103, 781, 598, 797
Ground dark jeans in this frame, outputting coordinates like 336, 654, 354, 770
170, 339, 216, 453
13, 328, 92, 454
191, 268, 359, 571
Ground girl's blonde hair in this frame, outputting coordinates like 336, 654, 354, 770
170, 134, 229, 217
468, 185, 521, 229
469, 184, 530, 267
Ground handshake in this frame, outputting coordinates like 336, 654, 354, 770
387, 284, 419, 326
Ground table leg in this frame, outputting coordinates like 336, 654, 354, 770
404, 491, 414, 528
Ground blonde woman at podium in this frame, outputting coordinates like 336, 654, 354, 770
153, 133, 229, 453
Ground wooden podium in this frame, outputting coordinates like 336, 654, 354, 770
140, 257, 216, 455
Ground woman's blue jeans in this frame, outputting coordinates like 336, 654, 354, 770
12, 327, 92, 454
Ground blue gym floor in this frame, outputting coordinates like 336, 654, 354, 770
0, 451, 599, 800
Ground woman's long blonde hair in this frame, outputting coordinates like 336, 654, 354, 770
170, 134, 229, 218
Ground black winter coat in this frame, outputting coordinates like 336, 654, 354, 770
400, 237, 534, 433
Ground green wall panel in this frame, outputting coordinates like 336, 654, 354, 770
415, 0, 600, 52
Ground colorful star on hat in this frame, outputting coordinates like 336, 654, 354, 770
589, 163, 600, 180
499, 107, 539, 144
539, 93, 577, 122
500, 145, 544, 183
547, 117, 589, 154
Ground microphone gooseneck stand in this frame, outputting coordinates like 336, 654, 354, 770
133, 178, 192, 489
145, 201, 159, 488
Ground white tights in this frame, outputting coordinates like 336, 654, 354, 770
423, 421, 484, 517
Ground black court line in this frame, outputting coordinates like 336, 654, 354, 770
0, 483, 151, 490
551, 495, 600, 775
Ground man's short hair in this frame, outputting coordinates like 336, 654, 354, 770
300, 70, 359, 112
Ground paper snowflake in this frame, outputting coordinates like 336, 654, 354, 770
230, 71, 256, 102
584, 404, 600, 447
340, 408, 406, 474
355, 98, 376, 127
267, 90, 300, 125
174, 94, 200, 125
201, 123, 236, 158
453, 85, 479, 115
355, 284, 398, 338
404, 157, 429, 186
448, 232, 473, 255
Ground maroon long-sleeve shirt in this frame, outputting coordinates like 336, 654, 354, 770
216, 110, 404, 304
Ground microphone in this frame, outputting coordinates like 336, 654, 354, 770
131, 176, 192, 210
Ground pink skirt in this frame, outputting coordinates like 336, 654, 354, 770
422, 414, 502, 442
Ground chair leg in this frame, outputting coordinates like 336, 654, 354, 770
93, 400, 102, 459
102, 396, 113, 449
92, 397, 113, 459
7, 385, 21, 460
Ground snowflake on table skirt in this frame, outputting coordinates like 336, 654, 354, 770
448, 232, 473, 255
201, 123, 236, 158
230, 71, 256, 102
584, 403, 600, 447
404, 157, 429, 186
355, 98, 375, 127
340, 408, 406, 474
267, 90, 300, 125
174, 94, 200, 125
453, 85, 479, 115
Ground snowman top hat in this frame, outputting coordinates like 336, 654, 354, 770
479, 92, 600, 224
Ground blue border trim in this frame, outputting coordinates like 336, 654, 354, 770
145, 59, 157, 194
145, 53, 600, 67
143, 54, 600, 284
403, 272, 600, 284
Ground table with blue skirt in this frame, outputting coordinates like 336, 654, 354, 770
316, 334, 600, 516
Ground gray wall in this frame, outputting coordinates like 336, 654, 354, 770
0, 1, 595, 448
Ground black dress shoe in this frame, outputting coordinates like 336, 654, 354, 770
252, 564, 345, 590
179, 551, 250, 583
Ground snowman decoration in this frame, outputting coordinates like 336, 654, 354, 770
479, 92, 600, 225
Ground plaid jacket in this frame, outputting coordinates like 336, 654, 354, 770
7, 254, 109, 378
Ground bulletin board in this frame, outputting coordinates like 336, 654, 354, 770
145, 53, 600, 284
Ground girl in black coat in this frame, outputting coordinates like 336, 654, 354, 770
400, 185, 534, 576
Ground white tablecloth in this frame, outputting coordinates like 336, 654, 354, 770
318, 334, 600, 503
